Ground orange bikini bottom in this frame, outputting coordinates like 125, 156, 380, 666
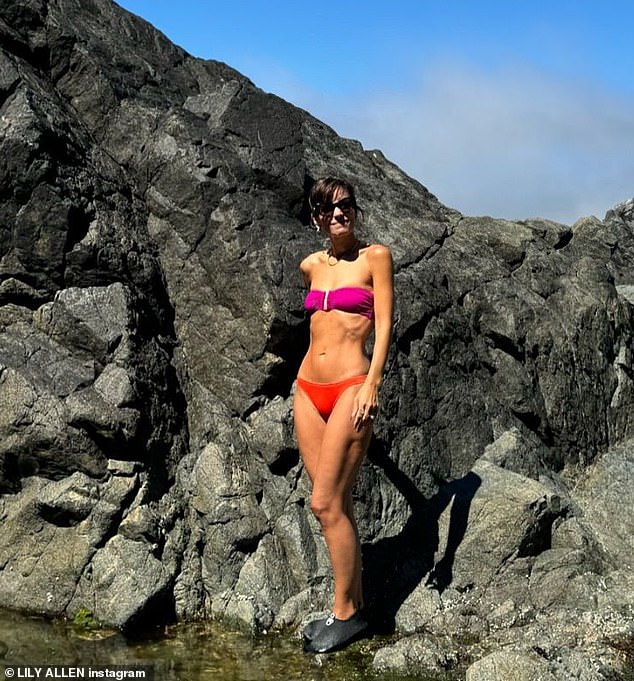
296, 375, 367, 421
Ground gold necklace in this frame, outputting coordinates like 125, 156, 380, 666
327, 239, 361, 265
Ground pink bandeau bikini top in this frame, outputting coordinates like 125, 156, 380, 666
304, 287, 374, 320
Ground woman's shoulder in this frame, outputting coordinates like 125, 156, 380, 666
364, 243, 393, 264
299, 250, 327, 280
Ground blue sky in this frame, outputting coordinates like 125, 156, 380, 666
116, 1, 634, 224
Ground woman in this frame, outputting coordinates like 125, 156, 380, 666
294, 177, 393, 653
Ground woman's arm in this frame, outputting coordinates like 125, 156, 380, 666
299, 255, 312, 286
299, 251, 323, 286
366, 244, 394, 385
353, 244, 394, 429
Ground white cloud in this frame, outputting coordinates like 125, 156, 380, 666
266, 61, 634, 224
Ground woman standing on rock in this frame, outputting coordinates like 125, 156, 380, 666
294, 177, 393, 653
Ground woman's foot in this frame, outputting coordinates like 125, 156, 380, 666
303, 602, 365, 641
302, 614, 330, 641
303, 610, 368, 653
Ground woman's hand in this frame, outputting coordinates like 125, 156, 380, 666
352, 382, 379, 432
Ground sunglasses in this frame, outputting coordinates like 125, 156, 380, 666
316, 197, 356, 215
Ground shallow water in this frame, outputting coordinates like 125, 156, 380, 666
0, 610, 453, 681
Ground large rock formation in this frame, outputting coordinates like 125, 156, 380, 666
1, 1, 633, 678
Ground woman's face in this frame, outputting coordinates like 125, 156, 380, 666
315, 187, 357, 237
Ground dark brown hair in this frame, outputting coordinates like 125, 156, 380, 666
308, 177, 360, 228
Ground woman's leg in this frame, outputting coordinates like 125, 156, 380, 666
309, 385, 372, 619
344, 490, 364, 610
293, 385, 326, 484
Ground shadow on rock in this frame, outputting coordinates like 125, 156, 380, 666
362, 443, 481, 634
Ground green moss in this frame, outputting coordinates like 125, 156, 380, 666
72, 608, 102, 631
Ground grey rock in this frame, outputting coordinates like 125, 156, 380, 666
372, 449, 634, 679
67, 533, 173, 631
247, 395, 296, 468
574, 440, 634, 570
466, 645, 623, 681
1, 1, 634, 679
0, 321, 95, 397
373, 633, 459, 676
466, 649, 558, 681
0, 472, 137, 616
481, 426, 551, 479
118, 505, 161, 544
107, 459, 141, 476
94, 364, 136, 408
226, 534, 296, 632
